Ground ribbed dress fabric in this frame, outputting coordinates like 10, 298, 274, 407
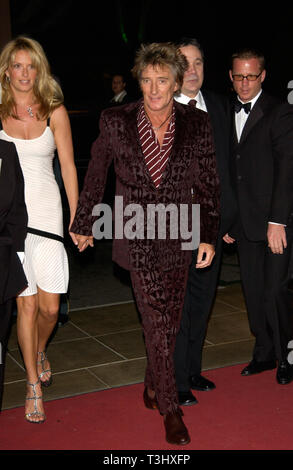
0, 126, 69, 295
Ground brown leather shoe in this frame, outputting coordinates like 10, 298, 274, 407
164, 410, 191, 445
143, 387, 158, 410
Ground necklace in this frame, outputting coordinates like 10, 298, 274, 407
15, 103, 34, 118
145, 111, 172, 132
27, 106, 34, 118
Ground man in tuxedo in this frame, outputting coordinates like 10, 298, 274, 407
224, 48, 293, 384
174, 38, 236, 406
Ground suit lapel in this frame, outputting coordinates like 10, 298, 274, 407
123, 100, 188, 189
202, 91, 216, 125
239, 102, 264, 144
237, 92, 266, 145
159, 101, 187, 187
123, 100, 157, 189
230, 102, 239, 149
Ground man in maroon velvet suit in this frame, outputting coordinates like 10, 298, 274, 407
71, 43, 220, 445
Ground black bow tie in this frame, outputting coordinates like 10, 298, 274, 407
234, 100, 251, 114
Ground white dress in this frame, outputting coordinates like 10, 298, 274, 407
0, 125, 69, 296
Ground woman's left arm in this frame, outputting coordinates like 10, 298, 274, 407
51, 105, 79, 242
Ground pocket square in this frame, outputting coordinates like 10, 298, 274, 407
0, 158, 2, 174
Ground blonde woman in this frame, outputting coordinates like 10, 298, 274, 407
0, 36, 78, 423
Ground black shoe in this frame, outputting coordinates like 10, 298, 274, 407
276, 360, 293, 385
241, 359, 276, 376
190, 374, 216, 391
178, 390, 198, 406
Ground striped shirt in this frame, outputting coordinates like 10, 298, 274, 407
137, 104, 175, 188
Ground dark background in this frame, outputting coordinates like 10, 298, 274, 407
8, 0, 293, 191
7, 0, 293, 275
10, 0, 293, 109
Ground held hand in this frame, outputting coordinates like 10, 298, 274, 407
72, 233, 94, 252
69, 219, 78, 245
196, 243, 215, 269
223, 233, 235, 244
267, 223, 287, 254
69, 231, 78, 246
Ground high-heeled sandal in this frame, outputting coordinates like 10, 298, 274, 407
37, 351, 53, 387
25, 379, 46, 424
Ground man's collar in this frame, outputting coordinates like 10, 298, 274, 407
113, 90, 127, 102
237, 89, 262, 109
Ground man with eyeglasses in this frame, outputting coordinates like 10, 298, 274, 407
224, 48, 293, 385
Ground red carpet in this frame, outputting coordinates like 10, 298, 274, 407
1, 363, 293, 451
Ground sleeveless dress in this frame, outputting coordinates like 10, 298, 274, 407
0, 122, 69, 296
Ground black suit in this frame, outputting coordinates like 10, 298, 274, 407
230, 91, 293, 362
108, 92, 133, 106
174, 90, 236, 392
0, 140, 27, 410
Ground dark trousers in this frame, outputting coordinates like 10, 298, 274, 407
237, 224, 293, 362
0, 298, 13, 411
174, 240, 223, 392
131, 267, 188, 415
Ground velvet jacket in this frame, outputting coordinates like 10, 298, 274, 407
71, 99, 220, 271
0, 140, 27, 302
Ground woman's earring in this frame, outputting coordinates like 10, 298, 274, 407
6, 75, 10, 83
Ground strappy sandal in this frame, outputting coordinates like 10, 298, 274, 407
25, 379, 46, 424
37, 351, 53, 387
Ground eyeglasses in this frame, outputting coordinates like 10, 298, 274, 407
232, 72, 262, 81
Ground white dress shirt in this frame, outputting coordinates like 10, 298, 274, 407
111, 90, 127, 103
175, 90, 207, 112
235, 89, 262, 141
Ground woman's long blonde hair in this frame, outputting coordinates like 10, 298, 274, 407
0, 36, 63, 120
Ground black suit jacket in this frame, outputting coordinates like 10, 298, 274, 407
202, 89, 237, 236
0, 140, 27, 302
108, 92, 133, 106
230, 91, 293, 241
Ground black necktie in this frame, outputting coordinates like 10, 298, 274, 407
188, 99, 197, 107
234, 99, 251, 114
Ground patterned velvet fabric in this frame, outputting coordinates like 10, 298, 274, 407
131, 267, 189, 414
71, 99, 220, 271
71, 99, 220, 414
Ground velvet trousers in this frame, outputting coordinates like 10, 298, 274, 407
131, 266, 189, 415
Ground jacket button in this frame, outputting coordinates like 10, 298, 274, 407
236, 154, 240, 159
237, 175, 242, 180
